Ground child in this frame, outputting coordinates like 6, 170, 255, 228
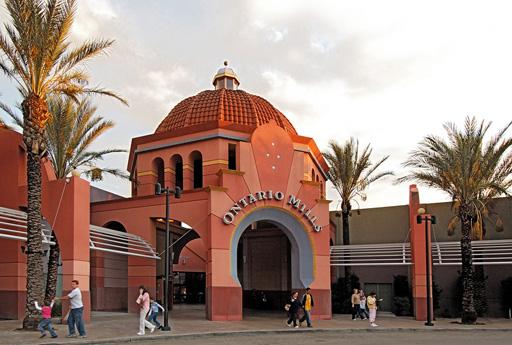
148, 299, 165, 330
34, 300, 58, 338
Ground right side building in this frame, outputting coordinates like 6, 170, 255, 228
329, 184, 512, 318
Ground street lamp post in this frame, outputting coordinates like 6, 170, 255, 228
155, 183, 181, 332
416, 208, 436, 327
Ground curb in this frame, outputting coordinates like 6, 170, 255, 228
41, 326, 512, 345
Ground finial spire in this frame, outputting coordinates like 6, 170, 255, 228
213, 61, 239, 90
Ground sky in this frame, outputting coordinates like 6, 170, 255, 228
1, 0, 512, 210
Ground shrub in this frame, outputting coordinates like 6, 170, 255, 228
331, 274, 360, 314
392, 275, 412, 316
501, 277, 512, 318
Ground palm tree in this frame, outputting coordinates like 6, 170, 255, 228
0, 0, 126, 328
5, 96, 128, 304
400, 116, 512, 324
323, 138, 393, 299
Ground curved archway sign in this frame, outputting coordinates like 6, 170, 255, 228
222, 191, 322, 232
230, 207, 314, 288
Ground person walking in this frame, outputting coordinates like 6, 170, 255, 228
351, 288, 361, 320
285, 291, 301, 328
148, 299, 165, 330
136, 286, 156, 335
358, 289, 369, 320
34, 300, 57, 338
57, 280, 86, 338
367, 291, 379, 327
299, 287, 314, 327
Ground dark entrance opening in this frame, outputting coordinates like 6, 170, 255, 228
237, 221, 291, 312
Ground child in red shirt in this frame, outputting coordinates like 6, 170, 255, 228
35, 300, 58, 338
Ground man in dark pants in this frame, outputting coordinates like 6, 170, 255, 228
299, 287, 314, 327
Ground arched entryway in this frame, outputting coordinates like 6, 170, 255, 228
90, 221, 128, 312
230, 207, 314, 318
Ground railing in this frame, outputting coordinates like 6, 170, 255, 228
331, 239, 512, 266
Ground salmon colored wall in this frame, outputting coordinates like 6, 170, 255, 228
0, 129, 91, 321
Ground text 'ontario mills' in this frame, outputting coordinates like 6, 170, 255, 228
222, 191, 323, 232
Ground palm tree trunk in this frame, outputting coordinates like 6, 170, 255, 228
21, 94, 48, 329
44, 237, 60, 305
459, 209, 477, 324
342, 208, 352, 313
22, 149, 45, 329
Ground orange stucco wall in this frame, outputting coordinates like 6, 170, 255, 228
0, 128, 91, 321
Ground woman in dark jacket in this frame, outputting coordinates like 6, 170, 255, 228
286, 291, 301, 328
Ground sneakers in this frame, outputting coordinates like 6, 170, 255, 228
150, 327, 156, 333
66, 334, 77, 338
137, 332, 145, 336
371, 323, 378, 327
51, 335, 58, 338
80, 335, 87, 338
286, 322, 292, 327
39, 333, 46, 338
294, 325, 299, 328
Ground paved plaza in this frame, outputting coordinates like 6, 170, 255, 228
0, 305, 511, 345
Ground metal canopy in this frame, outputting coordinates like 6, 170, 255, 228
331, 240, 512, 266
0, 206, 158, 260
90, 225, 159, 260
330, 243, 411, 266
0, 206, 54, 244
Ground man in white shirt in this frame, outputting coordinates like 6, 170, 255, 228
58, 280, 86, 338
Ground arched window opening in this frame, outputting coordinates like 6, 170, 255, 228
190, 151, 203, 189
311, 169, 315, 181
153, 157, 165, 187
228, 143, 237, 170
171, 154, 183, 190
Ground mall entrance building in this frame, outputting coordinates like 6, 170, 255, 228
0, 63, 332, 321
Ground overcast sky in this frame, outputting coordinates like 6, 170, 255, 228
1, 0, 512, 209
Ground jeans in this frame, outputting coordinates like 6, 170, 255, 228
358, 306, 369, 319
68, 307, 86, 336
299, 310, 312, 326
148, 311, 161, 328
38, 318, 57, 337
139, 307, 155, 334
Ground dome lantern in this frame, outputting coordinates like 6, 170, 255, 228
213, 61, 240, 90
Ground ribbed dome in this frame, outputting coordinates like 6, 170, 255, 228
155, 89, 297, 135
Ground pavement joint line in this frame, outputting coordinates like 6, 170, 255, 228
38, 327, 512, 345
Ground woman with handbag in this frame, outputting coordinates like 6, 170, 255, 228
285, 291, 301, 328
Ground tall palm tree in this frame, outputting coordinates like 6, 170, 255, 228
323, 138, 393, 290
0, 0, 126, 328
5, 96, 128, 304
400, 116, 512, 324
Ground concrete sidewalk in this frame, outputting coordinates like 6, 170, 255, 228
1, 305, 511, 345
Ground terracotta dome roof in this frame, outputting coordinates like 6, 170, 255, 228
155, 89, 297, 135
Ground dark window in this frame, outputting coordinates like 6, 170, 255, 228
190, 151, 203, 189
226, 78, 234, 89
153, 158, 164, 187
228, 144, 237, 170
175, 161, 183, 189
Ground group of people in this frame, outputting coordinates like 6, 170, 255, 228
285, 287, 314, 328
34, 281, 166, 339
35, 279, 86, 339
351, 288, 380, 327
136, 285, 166, 335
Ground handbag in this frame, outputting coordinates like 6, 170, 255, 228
284, 304, 291, 311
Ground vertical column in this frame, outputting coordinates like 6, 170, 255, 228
409, 184, 433, 321
55, 177, 91, 321
0, 240, 26, 319
206, 217, 242, 321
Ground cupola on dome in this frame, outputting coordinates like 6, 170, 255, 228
155, 62, 297, 135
